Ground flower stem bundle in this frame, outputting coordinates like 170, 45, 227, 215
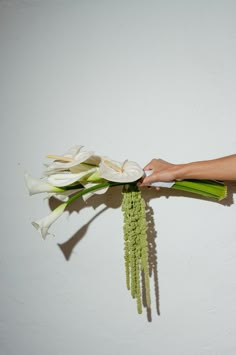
172, 179, 227, 200
122, 185, 151, 314
25, 145, 228, 317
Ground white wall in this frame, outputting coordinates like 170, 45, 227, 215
1, 1, 236, 354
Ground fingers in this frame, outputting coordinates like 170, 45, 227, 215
139, 172, 159, 186
141, 158, 176, 184
138, 176, 160, 189
141, 158, 172, 187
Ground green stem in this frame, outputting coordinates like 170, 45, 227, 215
66, 181, 124, 206
172, 180, 227, 200
58, 178, 226, 210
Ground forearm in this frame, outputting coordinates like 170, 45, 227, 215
173, 155, 236, 181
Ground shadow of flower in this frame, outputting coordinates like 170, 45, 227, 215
58, 207, 108, 260
48, 181, 235, 320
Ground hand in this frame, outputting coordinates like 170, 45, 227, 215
140, 159, 177, 188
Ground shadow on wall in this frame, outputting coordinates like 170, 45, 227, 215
49, 182, 236, 260
48, 182, 236, 321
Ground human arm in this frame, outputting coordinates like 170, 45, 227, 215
140, 154, 236, 187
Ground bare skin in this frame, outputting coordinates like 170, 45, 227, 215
140, 154, 236, 189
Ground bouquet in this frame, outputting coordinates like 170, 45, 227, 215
25, 145, 227, 315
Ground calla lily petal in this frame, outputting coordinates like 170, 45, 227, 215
69, 164, 96, 174
45, 145, 95, 173
24, 172, 63, 195
32, 203, 67, 239
83, 155, 101, 166
81, 182, 109, 201
47, 168, 97, 187
99, 158, 144, 183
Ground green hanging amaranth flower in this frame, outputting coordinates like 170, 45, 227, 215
122, 185, 151, 314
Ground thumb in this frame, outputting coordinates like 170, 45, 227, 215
143, 163, 153, 171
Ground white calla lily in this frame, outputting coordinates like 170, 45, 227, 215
24, 172, 63, 195
47, 167, 97, 187
45, 145, 95, 174
81, 182, 109, 201
32, 203, 67, 239
99, 158, 144, 183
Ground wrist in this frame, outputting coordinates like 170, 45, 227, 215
171, 163, 191, 180
173, 161, 209, 180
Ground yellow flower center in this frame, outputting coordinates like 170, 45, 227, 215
46, 154, 74, 163
104, 159, 123, 173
